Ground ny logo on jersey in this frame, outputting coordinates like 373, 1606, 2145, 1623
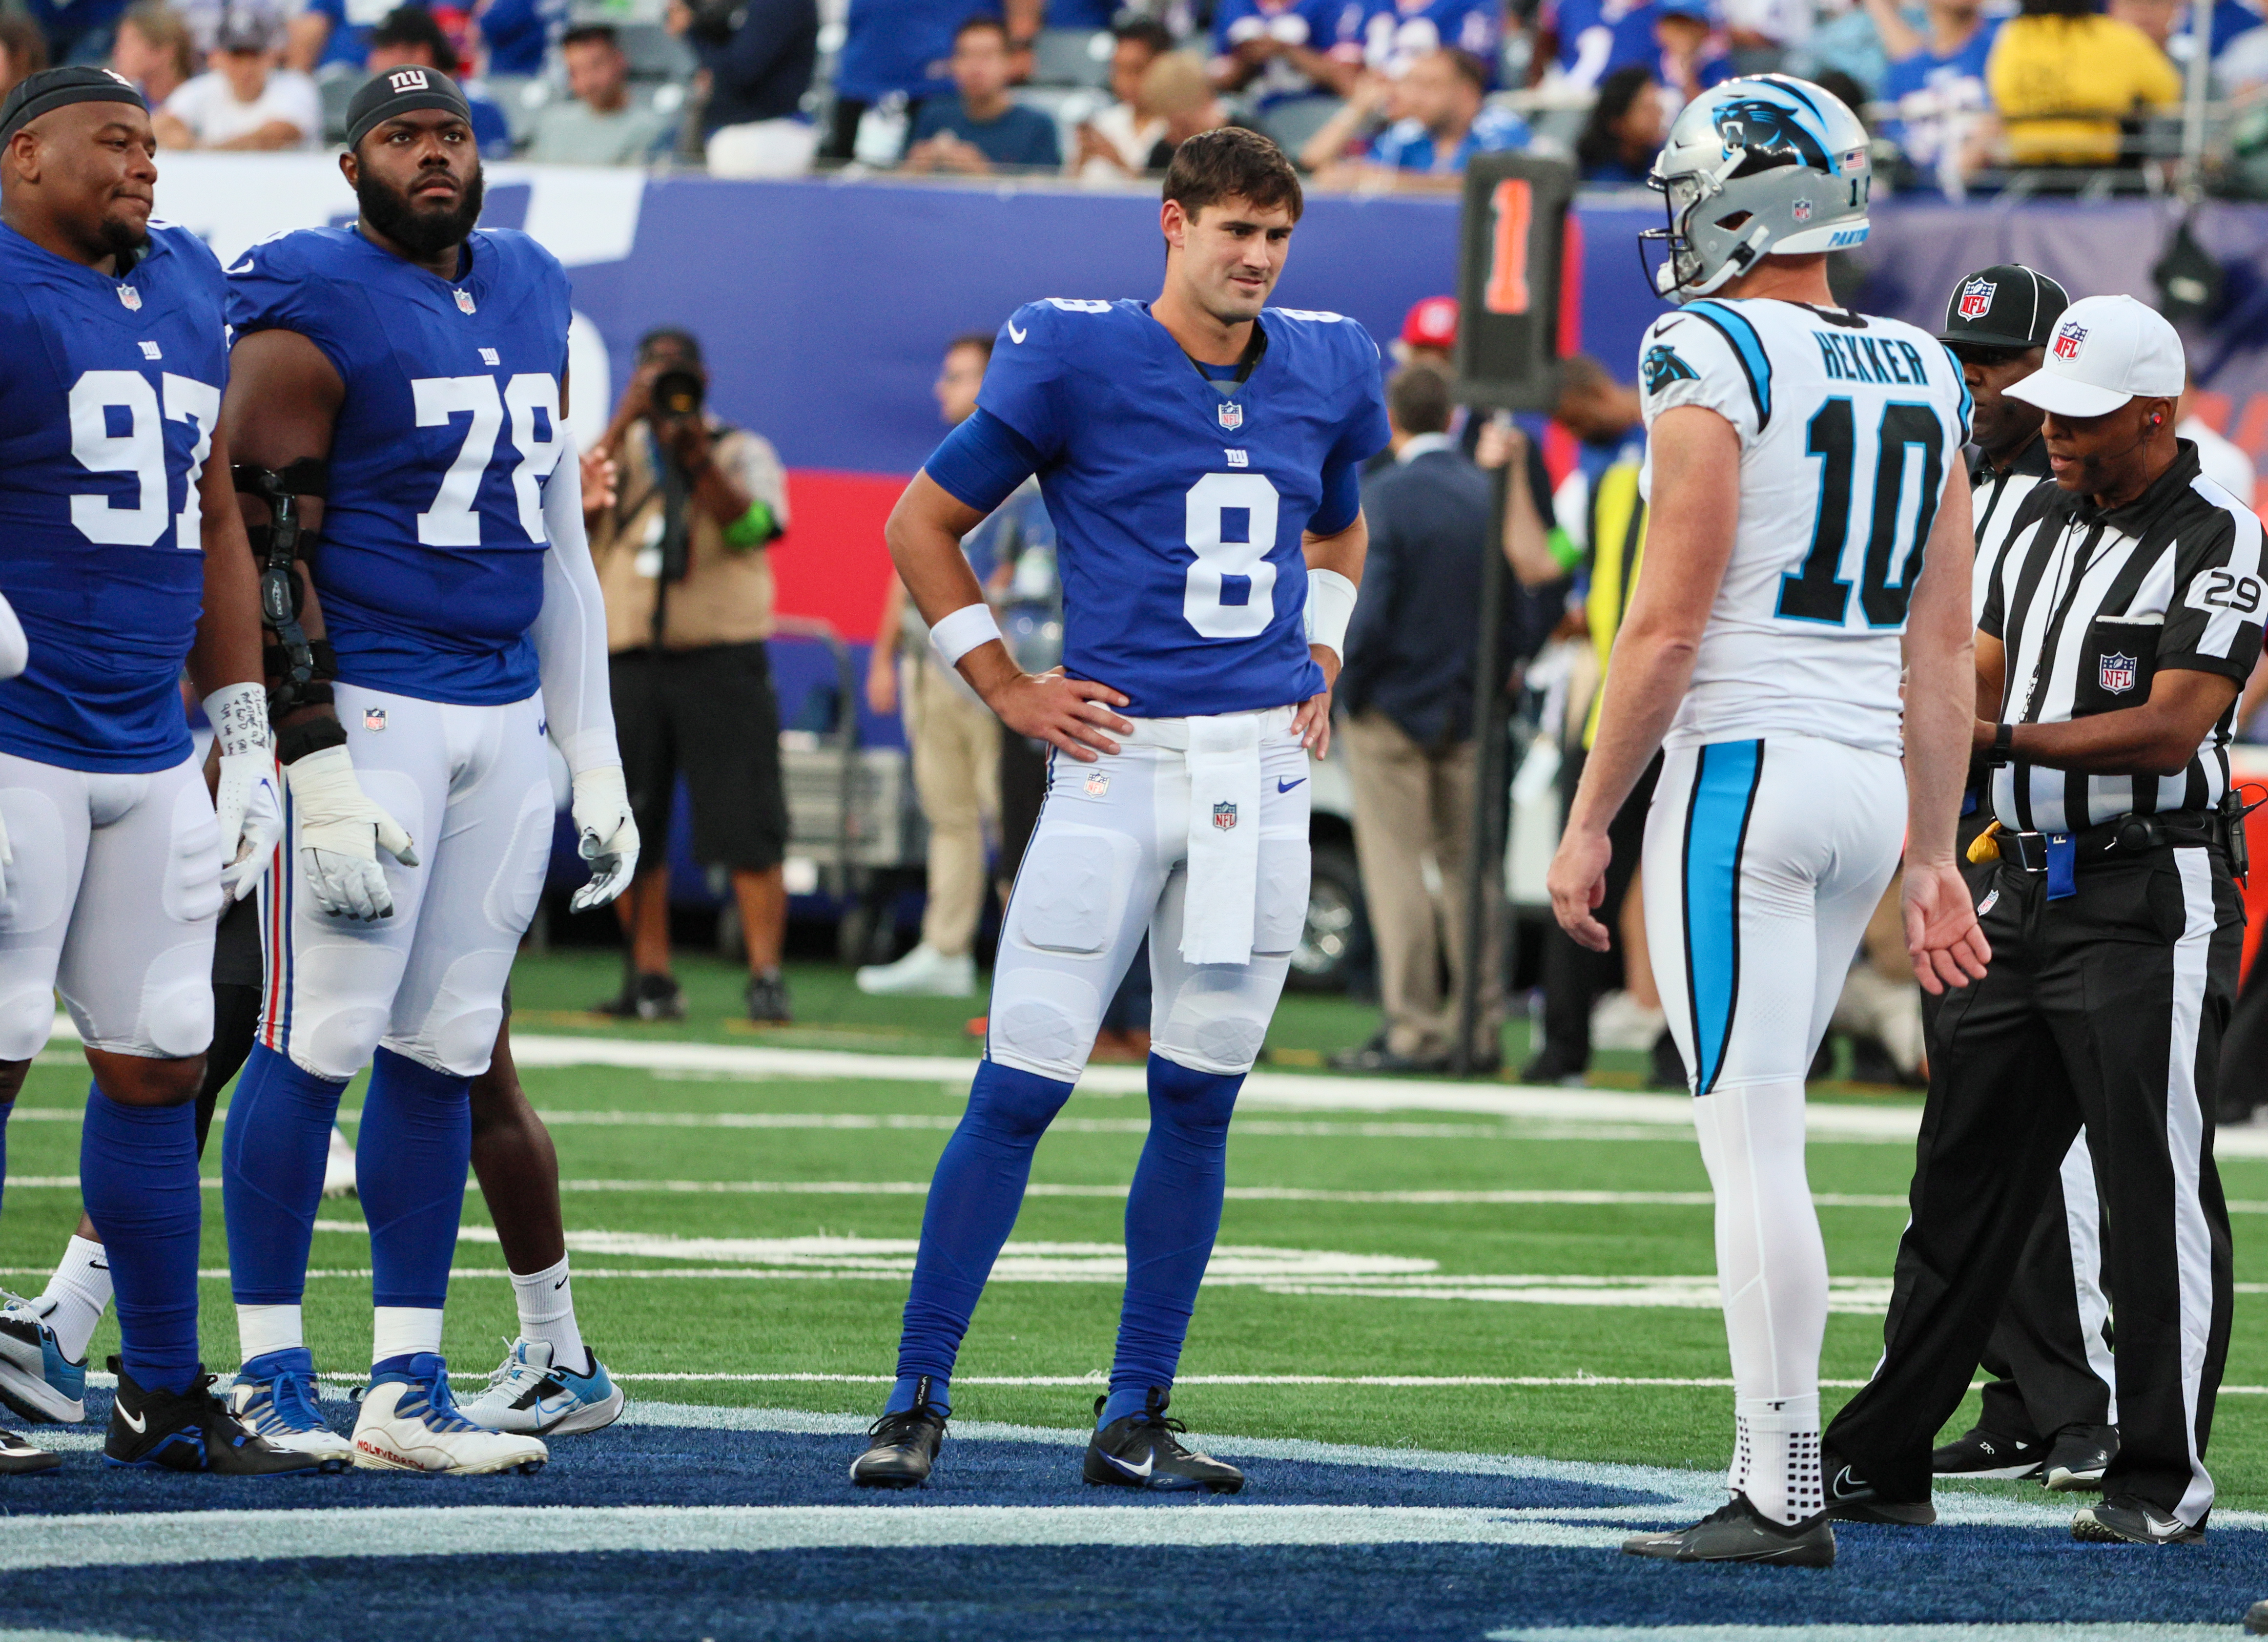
1642, 344, 1698, 396
1212, 801, 1238, 832
2100, 652, 2138, 694
1217, 402, 1243, 432
1958, 278, 1997, 320
388, 66, 431, 92
2054, 322, 2086, 361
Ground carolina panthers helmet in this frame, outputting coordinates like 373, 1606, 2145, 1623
1641, 75, 1873, 302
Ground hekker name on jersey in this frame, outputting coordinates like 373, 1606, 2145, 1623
0, 221, 229, 774
1637, 296, 1972, 758
226, 225, 573, 706
964, 298, 1389, 720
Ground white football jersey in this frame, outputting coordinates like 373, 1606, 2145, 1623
1637, 297, 1972, 758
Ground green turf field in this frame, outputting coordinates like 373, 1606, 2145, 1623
5, 950, 2261, 1508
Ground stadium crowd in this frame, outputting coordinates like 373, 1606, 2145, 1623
4, 0, 2267, 189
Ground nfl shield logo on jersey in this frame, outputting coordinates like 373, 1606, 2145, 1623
1958, 278, 1997, 320
454, 289, 477, 315
2054, 322, 2086, 361
115, 284, 140, 311
1217, 401, 1243, 432
2100, 652, 2138, 694
1212, 801, 1238, 832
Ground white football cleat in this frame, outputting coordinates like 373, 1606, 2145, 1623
854, 943, 974, 997
225, 1348, 355, 1464
460, 1337, 625, 1436
351, 1352, 547, 1475
322, 1125, 357, 1199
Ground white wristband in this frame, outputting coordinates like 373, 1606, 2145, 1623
928, 602, 1004, 671
202, 681, 271, 760
1305, 567, 1358, 661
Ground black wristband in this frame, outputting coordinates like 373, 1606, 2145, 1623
1995, 722, 2014, 756
276, 716, 348, 764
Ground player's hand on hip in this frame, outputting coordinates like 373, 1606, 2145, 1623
1902, 859, 1991, 996
1547, 826, 1615, 953
283, 743, 419, 922
1293, 644, 1340, 757
214, 748, 284, 903
985, 669, 1132, 763
570, 764, 640, 912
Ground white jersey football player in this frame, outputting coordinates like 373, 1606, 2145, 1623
1546, 75, 1989, 1567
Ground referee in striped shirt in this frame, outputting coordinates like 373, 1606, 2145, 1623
1823, 295, 2256, 1546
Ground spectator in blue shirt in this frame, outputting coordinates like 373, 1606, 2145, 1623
21, 0, 125, 66
821, 0, 1037, 161
1541, 0, 1659, 89
286, 0, 380, 72
901, 15, 1062, 171
477, 0, 565, 75
1862, 0, 1997, 183
1363, 47, 1526, 181
1575, 62, 1666, 180
672, 0, 816, 145
1654, 0, 1734, 101
1361, 0, 1502, 80
1210, 0, 1367, 106
364, 6, 514, 155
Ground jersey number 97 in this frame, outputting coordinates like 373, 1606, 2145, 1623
69, 370, 220, 551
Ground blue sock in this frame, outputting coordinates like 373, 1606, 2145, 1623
221, 1043, 348, 1306
884, 1372, 948, 1417
892, 1060, 1074, 1407
357, 1048, 471, 1311
81, 1084, 201, 1395
1104, 1054, 1243, 1427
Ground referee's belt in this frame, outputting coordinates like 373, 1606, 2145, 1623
1990, 811, 2220, 898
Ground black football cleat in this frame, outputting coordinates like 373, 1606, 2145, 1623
849, 1385, 946, 1489
2071, 1496, 2205, 1545
103, 1358, 339, 1475
1931, 1425, 2044, 1481
0, 1429, 58, 1474
1621, 1493, 1835, 1567
2042, 1426, 2116, 1492
1821, 1452, 1937, 1524
1082, 1390, 1243, 1494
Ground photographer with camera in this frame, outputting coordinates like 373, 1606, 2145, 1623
588, 329, 796, 1024
667, 0, 818, 176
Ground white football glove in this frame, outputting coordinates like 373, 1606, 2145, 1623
203, 682, 283, 903
284, 743, 419, 921
569, 764, 639, 912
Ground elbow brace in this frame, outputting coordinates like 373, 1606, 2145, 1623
235, 459, 334, 721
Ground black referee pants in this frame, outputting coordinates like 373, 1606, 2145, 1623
1827, 843, 2239, 1522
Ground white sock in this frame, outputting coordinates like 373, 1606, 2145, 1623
510, 1257, 589, 1375
40, 1236, 112, 1363
236, 1303, 304, 1363
371, 1306, 444, 1367
1694, 1081, 1829, 1524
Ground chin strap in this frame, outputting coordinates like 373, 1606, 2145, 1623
234, 459, 335, 725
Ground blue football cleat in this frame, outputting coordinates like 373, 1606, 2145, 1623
225, 1348, 355, 1465
0, 1295, 87, 1423
459, 1337, 624, 1436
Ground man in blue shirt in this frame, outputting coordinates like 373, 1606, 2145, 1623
901, 15, 1060, 172
1210, 0, 1367, 107
1543, 0, 1660, 87
1364, 47, 1526, 180
820, 0, 1034, 161
1864, 0, 1998, 182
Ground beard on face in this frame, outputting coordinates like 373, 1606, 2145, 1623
95, 210, 149, 260
355, 159, 485, 259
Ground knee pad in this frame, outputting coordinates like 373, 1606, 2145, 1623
387, 953, 506, 1079
0, 973, 57, 1061
1007, 827, 1139, 956
285, 938, 405, 1081
480, 782, 554, 940
1154, 972, 1273, 1076
990, 969, 1106, 1083
0, 786, 69, 939
136, 941, 217, 1060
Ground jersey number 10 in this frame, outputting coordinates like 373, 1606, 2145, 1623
1776, 398, 1945, 629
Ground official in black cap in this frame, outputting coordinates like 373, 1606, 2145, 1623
1939, 264, 2070, 576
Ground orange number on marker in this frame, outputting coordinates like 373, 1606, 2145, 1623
1485, 178, 1533, 315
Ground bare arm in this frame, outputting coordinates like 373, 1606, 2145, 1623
1299, 76, 1389, 172
1546, 406, 1739, 950
210, 119, 309, 151
866, 576, 907, 715
1859, 0, 1923, 61
886, 470, 1131, 760
1294, 511, 1367, 757
1475, 419, 1564, 588
1278, 42, 1360, 96
1976, 628, 2006, 722
285, 11, 329, 72
1982, 670, 2242, 777
1900, 466, 1990, 993
152, 111, 197, 149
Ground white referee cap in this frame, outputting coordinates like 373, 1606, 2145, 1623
2005, 294, 2186, 418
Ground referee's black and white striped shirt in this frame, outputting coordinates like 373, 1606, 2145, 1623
1969, 433, 2054, 625
1979, 440, 2266, 833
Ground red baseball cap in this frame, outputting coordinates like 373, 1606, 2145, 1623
1401, 296, 1459, 351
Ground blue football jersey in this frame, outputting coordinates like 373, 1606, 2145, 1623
0, 221, 230, 774
975, 299, 1389, 719
225, 226, 573, 705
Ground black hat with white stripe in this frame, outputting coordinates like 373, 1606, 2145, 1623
1938, 264, 2071, 353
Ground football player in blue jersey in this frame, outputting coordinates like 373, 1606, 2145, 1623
850, 128, 1388, 1493
0, 66, 340, 1475
213, 64, 638, 1475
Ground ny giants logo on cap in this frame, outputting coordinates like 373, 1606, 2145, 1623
387, 66, 431, 93
1212, 801, 1238, 832
2101, 652, 2138, 694
1957, 278, 1997, 321
2053, 321, 2087, 361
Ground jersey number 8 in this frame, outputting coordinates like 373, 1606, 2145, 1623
1776, 398, 1946, 630
1184, 472, 1279, 640
414, 373, 565, 546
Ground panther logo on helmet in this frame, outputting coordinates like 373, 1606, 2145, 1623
1710, 96, 1832, 171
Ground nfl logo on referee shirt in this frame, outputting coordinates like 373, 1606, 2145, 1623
1212, 801, 1238, 832
2101, 652, 2138, 694
2054, 322, 2087, 361
1217, 402, 1243, 432
1958, 278, 1997, 320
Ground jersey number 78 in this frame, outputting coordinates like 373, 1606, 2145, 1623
413, 373, 565, 546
